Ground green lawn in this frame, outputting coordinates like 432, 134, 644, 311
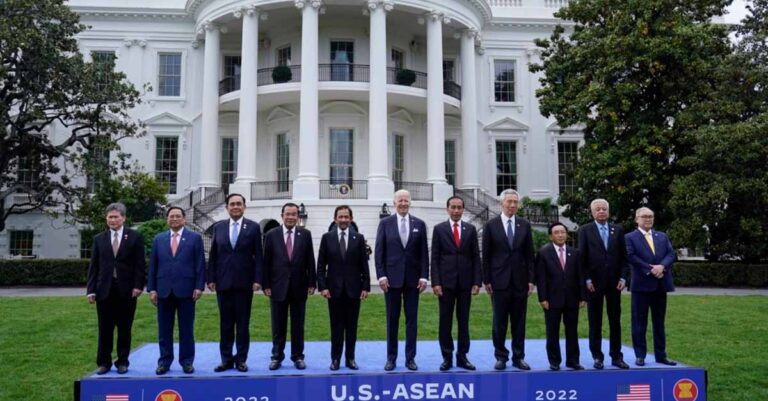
0, 294, 766, 401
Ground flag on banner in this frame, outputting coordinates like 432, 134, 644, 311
105, 395, 129, 401
617, 384, 651, 401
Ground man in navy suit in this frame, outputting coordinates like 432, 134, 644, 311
263, 202, 316, 370
536, 222, 587, 371
317, 205, 370, 370
625, 207, 677, 367
375, 189, 429, 371
147, 206, 206, 375
578, 199, 630, 370
86, 202, 146, 375
431, 196, 481, 371
207, 193, 264, 372
482, 189, 535, 371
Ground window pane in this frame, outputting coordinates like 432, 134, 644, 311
277, 46, 292, 66
17, 155, 38, 189
558, 141, 578, 195
276, 133, 290, 192
445, 140, 456, 186
329, 129, 353, 185
494, 60, 515, 102
495, 141, 517, 195
9, 230, 33, 256
392, 49, 405, 70
443, 60, 455, 82
221, 138, 238, 192
155, 137, 178, 194
158, 53, 182, 96
392, 134, 404, 187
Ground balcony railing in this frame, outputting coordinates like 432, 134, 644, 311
395, 181, 433, 201
218, 64, 462, 100
319, 180, 368, 199
251, 181, 293, 200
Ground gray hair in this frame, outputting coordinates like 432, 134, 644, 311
105, 202, 127, 217
394, 189, 411, 201
590, 198, 609, 210
635, 207, 654, 218
499, 188, 520, 201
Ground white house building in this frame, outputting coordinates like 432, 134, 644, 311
1, 0, 583, 260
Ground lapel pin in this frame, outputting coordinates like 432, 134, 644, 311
413, 228, 419, 232
123, 234, 128, 240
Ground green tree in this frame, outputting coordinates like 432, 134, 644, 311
530, 0, 733, 229
0, 0, 144, 231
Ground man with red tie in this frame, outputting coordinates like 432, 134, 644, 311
430, 196, 481, 371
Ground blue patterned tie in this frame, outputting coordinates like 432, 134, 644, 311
230, 221, 239, 248
506, 219, 514, 248
600, 225, 609, 250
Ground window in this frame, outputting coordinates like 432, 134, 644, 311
86, 136, 110, 194
391, 48, 405, 70
9, 230, 33, 257
445, 140, 456, 186
276, 46, 291, 66
495, 141, 517, 195
330, 41, 354, 81
494, 60, 516, 102
558, 141, 578, 195
276, 133, 290, 192
158, 52, 182, 97
224, 55, 241, 92
221, 138, 238, 192
155, 137, 178, 194
329, 129, 353, 185
16, 155, 37, 190
443, 59, 455, 82
80, 230, 96, 259
91, 51, 116, 92
92, 51, 116, 66
392, 134, 404, 188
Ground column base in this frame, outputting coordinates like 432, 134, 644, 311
292, 178, 320, 200
227, 182, 254, 200
367, 179, 395, 201
432, 182, 454, 205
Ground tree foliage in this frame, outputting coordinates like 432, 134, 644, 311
0, 0, 144, 231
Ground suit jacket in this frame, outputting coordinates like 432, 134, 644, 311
147, 229, 206, 298
263, 226, 316, 302
317, 230, 371, 298
625, 229, 676, 293
374, 214, 429, 289
535, 243, 586, 309
430, 221, 482, 290
578, 222, 630, 291
206, 218, 264, 291
481, 215, 535, 294
86, 228, 146, 301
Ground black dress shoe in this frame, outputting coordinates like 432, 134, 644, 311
294, 359, 306, 370
513, 360, 531, 370
439, 359, 452, 371
155, 365, 169, 375
405, 359, 418, 371
96, 366, 110, 375
566, 363, 585, 370
494, 360, 507, 370
182, 364, 195, 374
269, 360, 281, 370
612, 359, 630, 369
214, 363, 233, 372
384, 359, 395, 371
345, 359, 358, 370
656, 358, 677, 366
549, 363, 560, 371
635, 357, 645, 366
116, 365, 128, 374
593, 359, 604, 369
330, 360, 340, 371
235, 362, 248, 372
456, 358, 476, 371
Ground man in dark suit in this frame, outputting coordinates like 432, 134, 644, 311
207, 193, 264, 373
263, 202, 316, 370
147, 206, 206, 375
317, 205, 370, 370
536, 222, 587, 371
431, 196, 481, 371
86, 202, 146, 375
625, 207, 677, 367
375, 189, 429, 371
482, 188, 535, 371
578, 198, 630, 369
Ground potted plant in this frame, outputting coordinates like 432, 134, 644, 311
395, 68, 416, 86
271, 65, 292, 83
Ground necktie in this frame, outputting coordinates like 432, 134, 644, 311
286, 229, 293, 260
340, 231, 347, 261
112, 231, 119, 257
171, 232, 179, 256
644, 231, 656, 255
230, 221, 239, 249
558, 246, 566, 271
599, 225, 609, 250
399, 218, 408, 247
453, 222, 460, 247
506, 219, 514, 248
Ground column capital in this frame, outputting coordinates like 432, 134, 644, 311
367, 0, 394, 12
191, 40, 201, 49
295, 0, 323, 10
463, 28, 479, 39
233, 5, 261, 19
426, 10, 443, 22
200, 21, 226, 34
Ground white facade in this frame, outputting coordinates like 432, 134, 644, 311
3, 0, 584, 260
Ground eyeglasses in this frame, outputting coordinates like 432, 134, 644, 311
638, 215, 654, 219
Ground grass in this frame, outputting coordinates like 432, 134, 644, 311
0, 294, 766, 401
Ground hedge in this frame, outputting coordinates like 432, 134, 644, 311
0, 259, 766, 288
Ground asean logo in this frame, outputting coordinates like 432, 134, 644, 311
673, 379, 699, 401
155, 389, 182, 401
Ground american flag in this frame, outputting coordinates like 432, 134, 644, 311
616, 384, 651, 401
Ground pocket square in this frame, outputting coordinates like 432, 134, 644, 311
412, 228, 419, 232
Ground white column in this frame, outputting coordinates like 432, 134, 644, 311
426, 11, 453, 202
293, 0, 321, 199
230, 6, 260, 197
199, 22, 222, 188
460, 29, 480, 189
367, 0, 395, 200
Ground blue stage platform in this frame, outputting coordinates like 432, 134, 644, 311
76, 339, 706, 401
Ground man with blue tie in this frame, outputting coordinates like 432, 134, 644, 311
625, 207, 677, 367
375, 189, 429, 371
147, 206, 206, 375
207, 193, 264, 373
578, 199, 630, 370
